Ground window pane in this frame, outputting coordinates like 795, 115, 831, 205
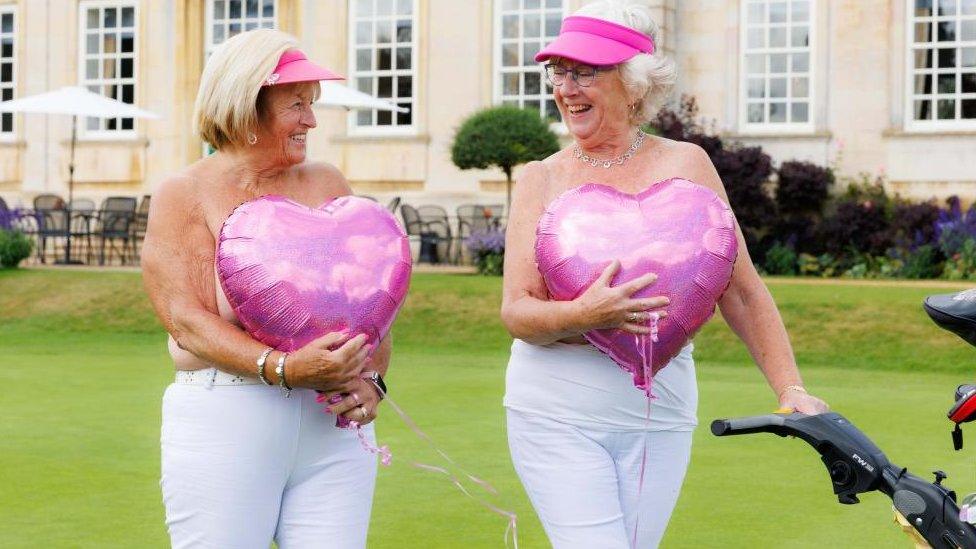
246, 0, 258, 17
769, 1, 787, 23
121, 32, 134, 53
525, 0, 540, 8
104, 7, 117, 28
524, 71, 541, 94
938, 0, 957, 16
791, 102, 809, 122
747, 3, 763, 24
229, 0, 241, 18
523, 42, 540, 66
398, 0, 413, 15
747, 102, 764, 123
356, 0, 372, 17
503, 73, 519, 95
263, 0, 274, 17
545, 13, 561, 36
397, 104, 411, 125
965, 48, 976, 67
396, 47, 411, 69
747, 28, 765, 48
376, 20, 392, 43
961, 72, 976, 93
916, 48, 934, 69
770, 77, 787, 97
396, 20, 411, 42
962, 20, 976, 40
357, 77, 373, 94
378, 76, 392, 97
357, 110, 372, 126
938, 73, 956, 93
963, 0, 976, 14
378, 110, 392, 125
86, 59, 98, 79
87, 8, 99, 28
121, 57, 133, 77
792, 76, 809, 97
939, 47, 956, 68
770, 53, 788, 73
1, 63, 11, 83
937, 98, 955, 118
790, 26, 809, 47
770, 27, 786, 47
746, 54, 765, 74
1, 39, 11, 58
914, 72, 933, 94
962, 99, 976, 118
938, 21, 956, 42
2, 112, 11, 132
792, 52, 809, 71
377, 48, 391, 70
916, 0, 934, 16
503, 14, 519, 38
769, 102, 787, 122
524, 13, 541, 37
747, 78, 765, 98
104, 33, 117, 53
791, 1, 809, 22
914, 99, 932, 119
1, 13, 12, 33
122, 84, 133, 103
356, 48, 371, 71
86, 33, 99, 54
503, 43, 518, 66
121, 117, 133, 130
356, 22, 372, 44
377, 0, 393, 16
916, 21, 932, 43
397, 75, 412, 98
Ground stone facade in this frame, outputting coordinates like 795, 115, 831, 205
0, 0, 971, 212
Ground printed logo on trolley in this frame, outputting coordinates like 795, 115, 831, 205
852, 453, 874, 473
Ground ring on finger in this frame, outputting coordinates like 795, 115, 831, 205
359, 405, 368, 420
627, 311, 641, 323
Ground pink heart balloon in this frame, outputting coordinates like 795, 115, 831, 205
216, 195, 412, 353
535, 178, 738, 393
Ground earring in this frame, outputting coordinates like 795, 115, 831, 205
247, 132, 258, 145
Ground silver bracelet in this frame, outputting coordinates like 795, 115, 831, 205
275, 352, 292, 398
256, 347, 274, 386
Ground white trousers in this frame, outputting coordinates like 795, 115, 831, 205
507, 409, 693, 549
160, 383, 377, 549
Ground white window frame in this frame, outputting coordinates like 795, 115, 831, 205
78, 0, 139, 140
0, 5, 16, 142
204, 0, 277, 60
492, 0, 568, 122
904, 0, 976, 132
738, 0, 816, 134
346, 0, 419, 137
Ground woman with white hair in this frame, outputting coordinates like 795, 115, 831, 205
142, 29, 388, 548
501, 2, 829, 547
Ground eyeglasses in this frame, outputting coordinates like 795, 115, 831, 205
544, 63, 612, 88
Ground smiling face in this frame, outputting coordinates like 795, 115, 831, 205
253, 82, 319, 166
550, 58, 633, 145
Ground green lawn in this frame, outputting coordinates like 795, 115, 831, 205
1, 269, 974, 548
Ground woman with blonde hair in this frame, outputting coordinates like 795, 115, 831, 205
142, 29, 389, 548
501, 1, 828, 547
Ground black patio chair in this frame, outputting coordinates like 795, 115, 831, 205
400, 203, 450, 264
417, 205, 452, 264
68, 198, 97, 264
33, 194, 67, 263
455, 204, 496, 263
94, 196, 137, 265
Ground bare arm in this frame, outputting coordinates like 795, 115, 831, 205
141, 172, 368, 393
499, 161, 666, 345
679, 143, 827, 413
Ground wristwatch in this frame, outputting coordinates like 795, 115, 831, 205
362, 371, 387, 399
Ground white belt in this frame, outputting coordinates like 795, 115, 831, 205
174, 368, 262, 387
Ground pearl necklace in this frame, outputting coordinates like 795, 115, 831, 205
574, 130, 646, 168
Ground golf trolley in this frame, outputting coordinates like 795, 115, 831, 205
711, 288, 976, 549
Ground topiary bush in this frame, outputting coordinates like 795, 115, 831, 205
451, 106, 560, 209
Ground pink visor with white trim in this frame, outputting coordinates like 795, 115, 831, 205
534, 16, 655, 65
263, 49, 344, 86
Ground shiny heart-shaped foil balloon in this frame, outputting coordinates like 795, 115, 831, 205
536, 178, 738, 393
216, 195, 412, 353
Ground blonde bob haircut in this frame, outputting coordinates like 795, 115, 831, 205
575, 0, 676, 126
195, 29, 319, 150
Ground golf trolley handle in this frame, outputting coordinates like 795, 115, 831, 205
712, 412, 976, 549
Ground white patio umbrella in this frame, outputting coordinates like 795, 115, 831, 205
315, 81, 409, 112
0, 86, 160, 263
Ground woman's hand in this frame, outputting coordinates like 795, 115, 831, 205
572, 260, 669, 335
779, 388, 829, 415
325, 378, 382, 426
287, 332, 370, 393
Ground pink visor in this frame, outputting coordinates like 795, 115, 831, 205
263, 49, 344, 86
534, 16, 655, 66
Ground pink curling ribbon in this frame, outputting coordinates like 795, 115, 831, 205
632, 312, 660, 548
319, 386, 519, 548
316, 392, 393, 466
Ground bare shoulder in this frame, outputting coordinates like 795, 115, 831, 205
648, 136, 724, 193
511, 160, 550, 212
298, 161, 352, 200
